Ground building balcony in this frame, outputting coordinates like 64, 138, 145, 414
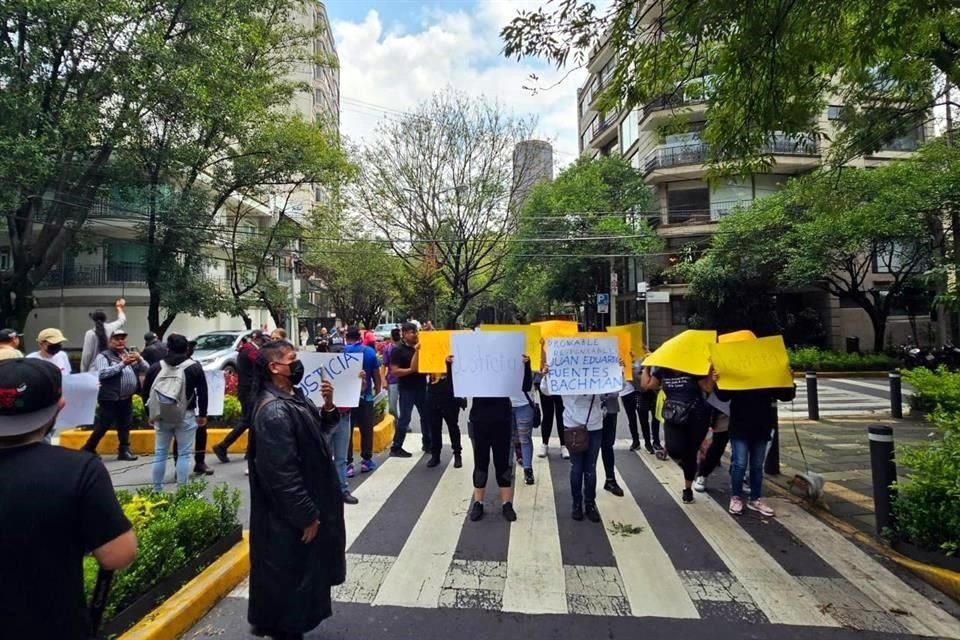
655, 199, 751, 238
644, 135, 819, 182
643, 143, 709, 180
37, 264, 148, 289
590, 115, 619, 148
640, 92, 707, 130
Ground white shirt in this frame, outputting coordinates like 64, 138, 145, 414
510, 392, 533, 409
562, 394, 602, 431
27, 350, 72, 373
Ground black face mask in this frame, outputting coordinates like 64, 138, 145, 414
285, 359, 305, 386
46, 343, 63, 355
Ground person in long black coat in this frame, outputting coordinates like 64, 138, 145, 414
247, 340, 345, 640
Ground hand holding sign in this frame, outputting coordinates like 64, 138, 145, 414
642, 330, 716, 376
544, 337, 623, 396
709, 335, 793, 390
298, 352, 364, 408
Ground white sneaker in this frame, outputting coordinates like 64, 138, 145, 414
560, 446, 570, 460
537, 442, 548, 458
693, 476, 707, 493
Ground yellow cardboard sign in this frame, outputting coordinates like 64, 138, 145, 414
480, 324, 542, 370
417, 330, 466, 374
532, 320, 579, 339
583, 331, 632, 380
718, 330, 757, 344
642, 330, 717, 376
709, 335, 793, 390
607, 322, 646, 357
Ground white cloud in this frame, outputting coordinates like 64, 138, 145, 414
332, 1, 587, 168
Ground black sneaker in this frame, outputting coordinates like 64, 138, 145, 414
644, 444, 655, 455
213, 443, 230, 464
502, 502, 517, 522
604, 479, 624, 497
343, 492, 359, 505
524, 468, 535, 485
629, 441, 642, 452
193, 463, 214, 476
585, 503, 601, 523
571, 506, 584, 521
390, 447, 413, 458
117, 449, 138, 462
453, 453, 463, 468
426, 455, 441, 468
469, 501, 484, 522
682, 488, 694, 504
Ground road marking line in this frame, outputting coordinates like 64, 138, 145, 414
596, 468, 700, 618
502, 453, 567, 614
776, 500, 960, 639
373, 439, 475, 608
345, 454, 421, 550
635, 452, 839, 627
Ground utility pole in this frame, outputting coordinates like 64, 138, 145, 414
609, 257, 618, 326
946, 82, 957, 344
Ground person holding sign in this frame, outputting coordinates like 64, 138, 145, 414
426, 356, 464, 469
388, 323, 430, 457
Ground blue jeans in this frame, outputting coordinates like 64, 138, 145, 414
569, 429, 603, 509
394, 383, 428, 450
512, 404, 535, 470
730, 438, 767, 500
331, 411, 352, 495
152, 414, 198, 492
388, 382, 399, 420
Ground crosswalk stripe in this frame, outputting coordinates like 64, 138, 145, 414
596, 466, 700, 619
373, 439, 475, 608
825, 379, 894, 392
775, 500, 960, 639
634, 451, 839, 628
345, 453, 421, 550
502, 453, 567, 615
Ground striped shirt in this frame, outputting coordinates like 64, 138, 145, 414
94, 350, 146, 400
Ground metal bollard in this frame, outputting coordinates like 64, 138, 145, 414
765, 401, 780, 475
889, 371, 903, 419
806, 371, 819, 421
868, 424, 898, 536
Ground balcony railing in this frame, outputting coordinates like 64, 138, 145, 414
590, 117, 616, 141
37, 264, 148, 289
644, 143, 709, 174
664, 199, 754, 224
762, 134, 818, 156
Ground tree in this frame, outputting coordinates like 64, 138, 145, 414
502, 1, 956, 173
353, 91, 534, 328
508, 156, 661, 313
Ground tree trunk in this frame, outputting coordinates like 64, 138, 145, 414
870, 310, 888, 353
0, 285, 35, 332
240, 310, 252, 330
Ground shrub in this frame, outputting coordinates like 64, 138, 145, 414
788, 347, 895, 372
374, 394, 388, 424
902, 367, 960, 414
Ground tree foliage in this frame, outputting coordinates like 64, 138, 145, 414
502, 0, 955, 173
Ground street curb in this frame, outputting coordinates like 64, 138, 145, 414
791, 371, 892, 379
763, 478, 960, 602
119, 532, 250, 640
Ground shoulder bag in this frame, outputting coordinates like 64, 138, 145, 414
524, 391, 542, 429
564, 396, 594, 454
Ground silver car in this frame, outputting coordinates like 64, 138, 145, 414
191, 330, 251, 374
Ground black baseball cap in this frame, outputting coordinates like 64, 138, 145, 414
144, 331, 158, 342
0, 359, 62, 437
401, 322, 418, 333
0, 329, 21, 342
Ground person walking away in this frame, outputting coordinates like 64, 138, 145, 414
648, 367, 716, 504
0, 328, 24, 360
314, 327, 330, 352
141, 332, 167, 366
213, 330, 266, 464
27, 328, 72, 373
345, 327, 382, 481
328, 326, 346, 353
693, 394, 731, 493
537, 368, 568, 459
600, 383, 628, 497
426, 356, 464, 469
636, 361, 664, 455
510, 380, 537, 485
0, 359, 137, 640
247, 340, 345, 640
717, 385, 795, 516
83, 328, 147, 461
382, 327, 402, 420
143, 334, 209, 492
81, 298, 126, 372
388, 322, 430, 456
620, 360, 642, 451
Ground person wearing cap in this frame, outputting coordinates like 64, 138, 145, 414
82, 327, 148, 461
0, 328, 24, 360
27, 328, 72, 374
0, 359, 137, 639
141, 331, 168, 366
81, 297, 126, 372
212, 329, 266, 464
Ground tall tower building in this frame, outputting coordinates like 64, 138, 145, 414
512, 140, 554, 210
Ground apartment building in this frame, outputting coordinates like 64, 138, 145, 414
576, 38, 932, 350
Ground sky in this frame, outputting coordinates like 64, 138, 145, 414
324, 0, 591, 169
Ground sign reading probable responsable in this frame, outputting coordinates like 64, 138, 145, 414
297, 351, 364, 408
544, 337, 623, 396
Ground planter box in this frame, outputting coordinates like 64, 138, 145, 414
893, 540, 960, 573
98, 525, 243, 639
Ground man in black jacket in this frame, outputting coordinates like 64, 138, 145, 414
248, 340, 345, 640
141, 332, 167, 365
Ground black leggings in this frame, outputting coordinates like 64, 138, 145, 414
601, 411, 618, 481
430, 399, 462, 456
697, 430, 730, 478
539, 391, 565, 446
664, 418, 710, 482
637, 391, 661, 448
470, 418, 512, 489
620, 392, 640, 445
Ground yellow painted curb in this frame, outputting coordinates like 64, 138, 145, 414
120, 532, 250, 640
764, 478, 960, 601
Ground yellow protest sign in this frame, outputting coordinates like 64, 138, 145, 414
642, 330, 717, 376
533, 320, 579, 339
607, 322, 646, 356
718, 330, 757, 344
417, 330, 465, 374
583, 331, 632, 380
709, 335, 793, 390
480, 324, 542, 370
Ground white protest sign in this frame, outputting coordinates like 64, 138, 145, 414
545, 337, 623, 396
451, 331, 525, 398
204, 369, 226, 417
298, 351, 364, 409
56, 372, 99, 429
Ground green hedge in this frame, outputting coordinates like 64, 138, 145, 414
83, 481, 241, 622
788, 347, 896, 372
129, 394, 244, 429
902, 367, 960, 414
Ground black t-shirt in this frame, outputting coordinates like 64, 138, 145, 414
391, 342, 426, 389
652, 367, 704, 403
0, 443, 132, 640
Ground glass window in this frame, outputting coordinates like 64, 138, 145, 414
827, 105, 845, 121
754, 174, 786, 199
107, 241, 145, 266
666, 183, 709, 223
0, 248, 9, 271
880, 126, 924, 152
193, 333, 241, 351
619, 110, 639, 155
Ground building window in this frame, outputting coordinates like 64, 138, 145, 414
0, 248, 9, 271
619, 109, 639, 155
827, 105, 846, 121
670, 298, 689, 326
873, 240, 920, 273
666, 181, 709, 224
879, 125, 924, 152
